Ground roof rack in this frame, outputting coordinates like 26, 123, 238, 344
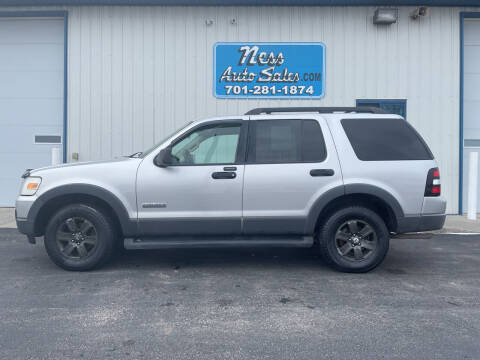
245, 107, 387, 115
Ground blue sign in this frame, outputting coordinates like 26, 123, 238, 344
214, 42, 325, 99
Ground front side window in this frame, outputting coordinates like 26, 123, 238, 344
171, 123, 241, 165
247, 119, 327, 164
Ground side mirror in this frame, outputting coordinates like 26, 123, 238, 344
154, 147, 174, 168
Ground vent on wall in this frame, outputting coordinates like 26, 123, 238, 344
34, 135, 62, 144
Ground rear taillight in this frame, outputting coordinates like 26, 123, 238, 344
425, 167, 441, 197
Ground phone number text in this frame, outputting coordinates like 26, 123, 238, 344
224, 85, 315, 96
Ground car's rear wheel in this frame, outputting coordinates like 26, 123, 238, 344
44, 204, 115, 271
318, 206, 389, 273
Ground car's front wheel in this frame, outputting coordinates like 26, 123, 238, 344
44, 204, 116, 271
318, 206, 390, 273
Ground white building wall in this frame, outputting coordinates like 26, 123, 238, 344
3, 5, 476, 213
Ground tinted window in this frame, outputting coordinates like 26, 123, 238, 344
247, 120, 327, 164
171, 124, 241, 165
341, 118, 433, 161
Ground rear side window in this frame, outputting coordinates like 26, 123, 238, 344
247, 119, 327, 164
341, 118, 433, 161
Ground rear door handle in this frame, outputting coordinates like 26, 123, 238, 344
310, 169, 335, 177
223, 166, 237, 171
212, 171, 236, 179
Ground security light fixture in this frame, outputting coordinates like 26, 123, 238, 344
411, 6, 429, 19
373, 8, 398, 25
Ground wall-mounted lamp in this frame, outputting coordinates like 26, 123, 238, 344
373, 8, 398, 25
411, 6, 429, 19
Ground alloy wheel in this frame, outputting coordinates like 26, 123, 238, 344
334, 219, 377, 261
56, 217, 98, 259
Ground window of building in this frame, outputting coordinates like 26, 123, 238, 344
356, 99, 407, 119
247, 119, 327, 164
341, 118, 433, 161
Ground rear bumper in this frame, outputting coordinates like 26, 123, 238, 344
396, 214, 446, 233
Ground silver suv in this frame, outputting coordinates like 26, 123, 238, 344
15, 107, 446, 272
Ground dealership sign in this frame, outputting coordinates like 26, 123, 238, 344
214, 42, 325, 99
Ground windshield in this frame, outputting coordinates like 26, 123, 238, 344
136, 122, 193, 158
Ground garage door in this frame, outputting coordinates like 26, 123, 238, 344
0, 17, 64, 206
463, 19, 480, 213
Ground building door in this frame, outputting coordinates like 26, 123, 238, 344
356, 99, 407, 119
462, 18, 480, 213
0, 17, 65, 206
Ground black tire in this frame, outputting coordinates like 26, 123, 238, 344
44, 204, 116, 271
318, 206, 389, 273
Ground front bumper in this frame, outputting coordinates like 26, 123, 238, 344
16, 217, 35, 236
15, 196, 38, 241
396, 214, 446, 233
16, 196, 35, 220
16, 216, 37, 244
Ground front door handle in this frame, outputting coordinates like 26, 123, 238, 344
212, 171, 236, 179
310, 169, 335, 177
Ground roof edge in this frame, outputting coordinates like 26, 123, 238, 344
0, 0, 480, 6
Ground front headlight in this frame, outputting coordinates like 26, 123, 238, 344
21, 177, 42, 196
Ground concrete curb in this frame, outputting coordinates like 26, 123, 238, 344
0, 207, 15, 229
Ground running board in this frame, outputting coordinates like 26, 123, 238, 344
124, 236, 314, 250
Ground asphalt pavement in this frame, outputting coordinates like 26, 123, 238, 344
0, 228, 479, 360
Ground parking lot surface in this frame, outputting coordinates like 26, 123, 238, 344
1, 229, 479, 360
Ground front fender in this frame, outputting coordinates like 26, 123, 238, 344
26, 184, 137, 237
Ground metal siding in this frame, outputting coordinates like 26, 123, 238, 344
67, 5, 463, 214
1, 5, 474, 213
2, 1, 480, 7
